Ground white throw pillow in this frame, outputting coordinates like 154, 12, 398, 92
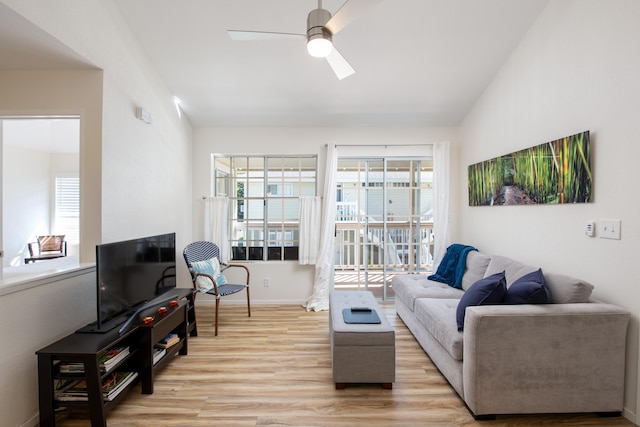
191, 257, 228, 293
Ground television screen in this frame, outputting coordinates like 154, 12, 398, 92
95, 232, 176, 330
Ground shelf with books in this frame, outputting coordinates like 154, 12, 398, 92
58, 346, 131, 375
138, 299, 188, 394
55, 371, 139, 402
37, 290, 193, 427
37, 325, 141, 427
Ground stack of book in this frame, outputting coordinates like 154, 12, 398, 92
153, 347, 167, 365
55, 371, 138, 402
59, 347, 130, 374
156, 333, 179, 349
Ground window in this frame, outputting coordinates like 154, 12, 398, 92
213, 156, 317, 261
53, 174, 80, 244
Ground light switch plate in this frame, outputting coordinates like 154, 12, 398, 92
599, 219, 621, 240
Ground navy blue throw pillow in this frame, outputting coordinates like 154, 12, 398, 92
456, 271, 506, 330
504, 268, 551, 305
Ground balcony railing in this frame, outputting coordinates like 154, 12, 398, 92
335, 220, 434, 273
231, 199, 434, 272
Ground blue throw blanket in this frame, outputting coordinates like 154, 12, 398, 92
428, 244, 477, 289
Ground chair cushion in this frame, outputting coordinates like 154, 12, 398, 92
38, 235, 65, 252
191, 257, 228, 293
456, 271, 506, 330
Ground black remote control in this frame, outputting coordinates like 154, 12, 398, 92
351, 307, 372, 312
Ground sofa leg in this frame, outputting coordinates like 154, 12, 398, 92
335, 383, 345, 390
382, 383, 393, 389
465, 404, 496, 421
472, 414, 496, 421
596, 411, 622, 417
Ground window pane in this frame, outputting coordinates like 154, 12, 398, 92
55, 176, 80, 243
215, 155, 316, 261
246, 199, 264, 220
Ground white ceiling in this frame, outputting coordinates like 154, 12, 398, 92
0, 0, 549, 128
0, 2, 94, 70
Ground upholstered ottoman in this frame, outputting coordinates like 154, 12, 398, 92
329, 290, 395, 389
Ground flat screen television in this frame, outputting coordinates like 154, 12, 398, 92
79, 232, 177, 333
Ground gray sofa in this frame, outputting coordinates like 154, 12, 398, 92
393, 250, 630, 419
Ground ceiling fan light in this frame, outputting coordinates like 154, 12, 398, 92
307, 37, 333, 58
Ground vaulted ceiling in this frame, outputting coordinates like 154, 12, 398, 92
0, 0, 549, 127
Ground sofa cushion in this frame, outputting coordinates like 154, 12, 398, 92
456, 271, 507, 330
414, 298, 463, 361
428, 244, 477, 289
504, 268, 551, 304
461, 251, 492, 291
543, 271, 594, 303
484, 255, 538, 286
392, 275, 465, 311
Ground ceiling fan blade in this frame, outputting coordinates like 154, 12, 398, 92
325, 0, 383, 35
228, 30, 305, 41
325, 47, 356, 80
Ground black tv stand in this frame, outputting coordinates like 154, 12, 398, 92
36, 288, 197, 427
118, 293, 179, 334
76, 292, 184, 334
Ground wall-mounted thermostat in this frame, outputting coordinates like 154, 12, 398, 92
585, 221, 595, 237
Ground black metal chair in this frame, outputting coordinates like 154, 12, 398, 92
183, 241, 251, 336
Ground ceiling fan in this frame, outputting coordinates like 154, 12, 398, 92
228, 0, 382, 80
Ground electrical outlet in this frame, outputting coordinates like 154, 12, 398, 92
264, 277, 270, 287
598, 219, 621, 240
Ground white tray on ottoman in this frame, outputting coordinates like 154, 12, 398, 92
329, 290, 395, 389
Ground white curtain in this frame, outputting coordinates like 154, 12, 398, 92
299, 196, 322, 265
303, 144, 337, 312
204, 196, 230, 262
432, 141, 451, 268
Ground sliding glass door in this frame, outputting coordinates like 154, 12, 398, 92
334, 157, 433, 299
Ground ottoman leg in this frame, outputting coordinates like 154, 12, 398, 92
335, 383, 346, 390
382, 383, 393, 389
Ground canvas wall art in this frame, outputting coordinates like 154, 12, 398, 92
468, 131, 592, 206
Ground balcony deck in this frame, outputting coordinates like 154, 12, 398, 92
334, 271, 396, 299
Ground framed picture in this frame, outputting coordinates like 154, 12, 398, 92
468, 131, 592, 206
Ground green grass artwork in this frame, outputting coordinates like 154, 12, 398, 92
468, 131, 592, 206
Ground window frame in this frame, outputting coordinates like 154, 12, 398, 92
52, 173, 80, 244
213, 155, 317, 261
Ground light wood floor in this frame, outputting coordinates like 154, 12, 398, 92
51, 304, 634, 427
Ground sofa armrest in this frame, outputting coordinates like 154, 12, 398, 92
462, 303, 629, 417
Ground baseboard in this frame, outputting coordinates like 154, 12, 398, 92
21, 412, 38, 427
622, 406, 636, 425
194, 299, 308, 306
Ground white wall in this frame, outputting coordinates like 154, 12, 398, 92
2, 147, 80, 267
2, 145, 50, 267
0, 69, 103, 264
193, 126, 456, 304
0, 268, 96, 427
458, 0, 640, 421
0, 0, 194, 282
0, 1, 194, 426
